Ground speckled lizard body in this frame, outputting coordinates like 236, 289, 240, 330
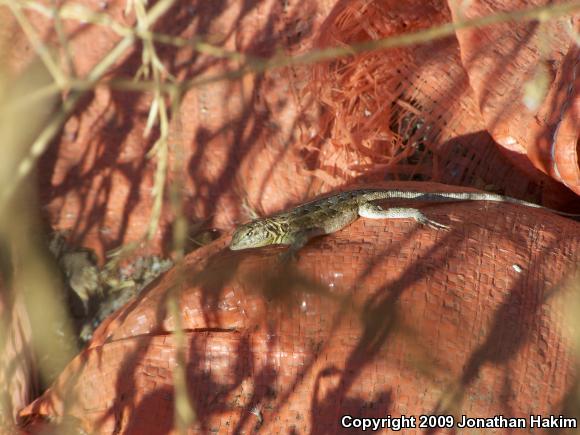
229, 188, 579, 256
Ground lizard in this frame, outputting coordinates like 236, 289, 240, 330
229, 188, 580, 257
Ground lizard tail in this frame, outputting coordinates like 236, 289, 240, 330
361, 190, 580, 218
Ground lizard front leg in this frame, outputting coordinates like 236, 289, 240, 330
358, 202, 449, 230
280, 227, 326, 261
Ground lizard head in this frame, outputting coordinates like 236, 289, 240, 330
229, 219, 280, 250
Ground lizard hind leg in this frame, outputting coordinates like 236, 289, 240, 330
358, 203, 450, 230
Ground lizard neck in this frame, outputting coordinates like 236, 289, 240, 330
262, 217, 292, 245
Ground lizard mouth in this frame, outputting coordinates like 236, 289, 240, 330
229, 242, 243, 250
229, 238, 241, 250
229, 232, 248, 250
230, 233, 267, 250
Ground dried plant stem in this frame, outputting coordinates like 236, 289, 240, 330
0, 0, 177, 211
8, 0, 247, 61
132, 0, 195, 426
50, 0, 77, 80
0, 36, 134, 210
146, 97, 168, 241
165, 92, 195, 432
131, 0, 172, 242
7, 3, 67, 87
108, 0, 580, 94
166, 285, 195, 433
5, 1, 577, 110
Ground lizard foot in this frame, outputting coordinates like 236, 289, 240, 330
418, 216, 450, 230
278, 249, 298, 263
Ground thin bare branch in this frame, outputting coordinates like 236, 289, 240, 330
74, 0, 579, 95
0, 0, 178, 210
7, 3, 68, 87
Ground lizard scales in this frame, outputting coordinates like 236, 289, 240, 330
229, 188, 579, 254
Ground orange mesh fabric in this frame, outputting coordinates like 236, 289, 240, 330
307, 0, 579, 197
4, 0, 340, 259
18, 183, 580, 433
310, 0, 483, 180
3, 0, 579, 431
3, 0, 576, 262
450, 0, 579, 193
